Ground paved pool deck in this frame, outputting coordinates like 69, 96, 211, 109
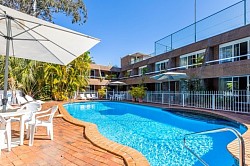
1, 100, 249, 166
0, 101, 126, 166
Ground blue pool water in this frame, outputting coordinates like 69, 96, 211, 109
64, 102, 247, 166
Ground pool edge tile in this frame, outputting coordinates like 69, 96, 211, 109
58, 102, 150, 166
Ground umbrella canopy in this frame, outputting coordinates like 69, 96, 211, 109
150, 72, 188, 81
0, 5, 100, 65
150, 72, 188, 92
109, 81, 126, 93
108, 81, 127, 86
0, 5, 100, 111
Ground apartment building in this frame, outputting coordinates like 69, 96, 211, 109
119, 24, 250, 92
88, 64, 120, 91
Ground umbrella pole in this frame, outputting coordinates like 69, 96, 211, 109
2, 17, 12, 112
168, 81, 170, 106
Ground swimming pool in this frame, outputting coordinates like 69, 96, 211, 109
64, 102, 247, 166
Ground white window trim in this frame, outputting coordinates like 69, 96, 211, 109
155, 59, 169, 65
155, 59, 169, 71
219, 37, 250, 63
219, 37, 250, 48
139, 65, 147, 69
180, 49, 206, 58
179, 49, 205, 68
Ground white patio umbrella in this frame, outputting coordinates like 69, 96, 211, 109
109, 81, 126, 95
150, 72, 188, 91
0, 5, 100, 112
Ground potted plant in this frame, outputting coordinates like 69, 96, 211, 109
128, 86, 138, 102
98, 87, 106, 99
137, 86, 146, 103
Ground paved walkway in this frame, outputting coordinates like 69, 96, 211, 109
0, 114, 125, 166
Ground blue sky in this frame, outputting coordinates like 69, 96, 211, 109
54, 0, 241, 66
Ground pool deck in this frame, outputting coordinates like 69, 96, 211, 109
1, 100, 249, 166
0, 101, 126, 166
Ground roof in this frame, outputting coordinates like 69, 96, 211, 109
88, 78, 110, 86
90, 64, 120, 72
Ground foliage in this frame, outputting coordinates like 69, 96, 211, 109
140, 67, 148, 85
181, 79, 206, 91
124, 72, 129, 78
98, 87, 106, 99
44, 52, 91, 100
105, 74, 117, 80
137, 86, 146, 98
0, 1, 91, 100
128, 86, 138, 99
0, 0, 87, 24
0, 52, 92, 101
129, 86, 146, 99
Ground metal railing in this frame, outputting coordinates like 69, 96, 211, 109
77, 90, 250, 114
146, 91, 250, 114
183, 127, 245, 166
155, 0, 249, 55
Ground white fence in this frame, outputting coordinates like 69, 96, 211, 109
145, 91, 250, 114
80, 90, 250, 114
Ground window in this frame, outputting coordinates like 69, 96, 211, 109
219, 77, 239, 91
180, 56, 188, 69
219, 37, 249, 63
101, 71, 105, 77
90, 70, 95, 78
179, 50, 205, 69
127, 70, 132, 77
139, 66, 147, 75
220, 45, 233, 63
155, 83, 162, 91
155, 60, 168, 72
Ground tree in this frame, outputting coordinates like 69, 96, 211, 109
0, 0, 87, 24
44, 52, 92, 100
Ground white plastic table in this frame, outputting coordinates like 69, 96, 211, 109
0, 110, 29, 146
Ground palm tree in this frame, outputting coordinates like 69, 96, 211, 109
44, 52, 92, 100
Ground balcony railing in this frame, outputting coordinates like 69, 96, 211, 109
119, 53, 250, 79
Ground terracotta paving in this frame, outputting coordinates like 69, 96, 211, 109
0, 102, 126, 166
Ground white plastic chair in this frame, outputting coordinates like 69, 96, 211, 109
86, 94, 92, 100
109, 94, 114, 100
114, 94, 118, 100
117, 94, 123, 101
0, 116, 11, 155
16, 96, 28, 105
79, 94, 86, 100
11, 102, 42, 138
25, 95, 45, 104
91, 94, 98, 100
28, 105, 58, 146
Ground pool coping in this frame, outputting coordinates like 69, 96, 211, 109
58, 101, 150, 166
59, 100, 250, 166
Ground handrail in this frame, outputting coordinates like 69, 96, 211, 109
183, 127, 245, 166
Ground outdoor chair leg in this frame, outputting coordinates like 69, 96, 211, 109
46, 127, 50, 136
50, 125, 53, 140
0, 133, 5, 154
6, 122, 11, 151
29, 125, 35, 146
26, 124, 29, 139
